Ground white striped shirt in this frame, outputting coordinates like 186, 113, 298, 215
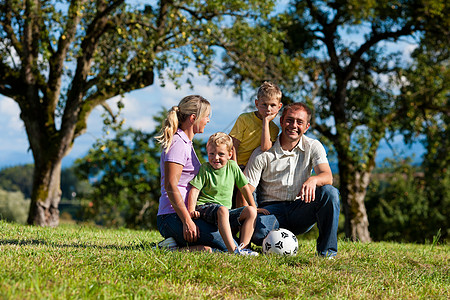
244, 135, 329, 205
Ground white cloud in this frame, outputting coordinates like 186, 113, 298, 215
0, 96, 24, 132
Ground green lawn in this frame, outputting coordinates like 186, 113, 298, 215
0, 220, 448, 299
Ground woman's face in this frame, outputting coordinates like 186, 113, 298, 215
193, 111, 210, 134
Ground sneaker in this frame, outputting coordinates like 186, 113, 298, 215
158, 237, 178, 250
234, 243, 259, 256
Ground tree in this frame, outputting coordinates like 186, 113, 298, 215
0, 164, 34, 198
74, 109, 207, 229
0, 188, 30, 224
365, 158, 449, 242
0, 0, 275, 226
74, 127, 161, 228
218, 0, 449, 241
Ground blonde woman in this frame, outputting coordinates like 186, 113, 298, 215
156, 95, 227, 251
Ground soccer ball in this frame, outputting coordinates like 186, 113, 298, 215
262, 228, 298, 256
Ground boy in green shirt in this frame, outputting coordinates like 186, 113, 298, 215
188, 132, 258, 255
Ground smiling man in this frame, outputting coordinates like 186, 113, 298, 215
245, 102, 340, 258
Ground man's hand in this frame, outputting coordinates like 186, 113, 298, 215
183, 218, 199, 243
299, 177, 318, 203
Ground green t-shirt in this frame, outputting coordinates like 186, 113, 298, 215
189, 160, 248, 209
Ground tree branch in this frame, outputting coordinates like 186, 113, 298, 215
344, 25, 414, 84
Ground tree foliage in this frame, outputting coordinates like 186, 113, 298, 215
366, 158, 449, 242
74, 106, 207, 229
0, 164, 34, 199
74, 127, 160, 229
218, 0, 449, 241
0, 188, 30, 224
0, 0, 276, 226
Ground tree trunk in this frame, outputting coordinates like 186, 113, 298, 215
339, 164, 372, 242
27, 158, 63, 227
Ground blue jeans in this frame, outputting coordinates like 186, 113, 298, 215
157, 213, 228, 251
196, 204, 245, 229
259, 185, 340, 257
157, 211, 279, 251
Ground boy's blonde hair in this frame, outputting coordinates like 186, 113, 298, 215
206, 132, 233, 152
156, 95, 210, 152
257, 81, 282, 103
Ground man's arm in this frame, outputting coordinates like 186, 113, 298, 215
299, 163, 333, 203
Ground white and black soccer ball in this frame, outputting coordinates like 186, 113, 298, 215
262, 228, 298, 256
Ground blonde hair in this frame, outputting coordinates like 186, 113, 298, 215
257, 81, 282, 103
156, 95, 210, 152
206, 132, 233, 152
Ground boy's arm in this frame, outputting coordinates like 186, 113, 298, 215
239, 184, 257, 208
239, 183, 270, 215
187, 186, 200, 219
261, 117, 273, 151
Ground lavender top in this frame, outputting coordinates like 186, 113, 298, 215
157, 129, 201, 215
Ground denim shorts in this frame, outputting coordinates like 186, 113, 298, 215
196, 203, 245, 230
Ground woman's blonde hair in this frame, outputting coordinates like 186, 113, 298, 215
156, 95, 210, 152
206, 132, 233, 152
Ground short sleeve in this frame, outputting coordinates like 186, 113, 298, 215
244, 147, 265, 188
230, 160, 248, 189
229, 114, 245, 142
165, 136, 187, 166
310, 140, 329, 168
189, 164, 207, 190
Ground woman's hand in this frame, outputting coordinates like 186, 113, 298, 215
183, 218, 200, 243
190, 210, 200, 219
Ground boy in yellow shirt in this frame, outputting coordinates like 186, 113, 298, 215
229, 81, 283, 206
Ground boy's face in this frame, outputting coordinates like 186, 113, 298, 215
255, 96, 283, 119
207, 143, 232, 170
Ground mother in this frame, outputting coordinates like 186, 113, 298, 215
156, 95, 227, 251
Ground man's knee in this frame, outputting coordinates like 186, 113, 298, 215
319, 185, 339, 202
251, 214, 279, 246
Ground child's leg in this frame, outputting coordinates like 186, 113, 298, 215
238, 206, 257, 248
216, 206, 237, 253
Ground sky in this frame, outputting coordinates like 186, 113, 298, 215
0, 1, 426, 170
0, 72, 425, 171
0, 76, 254, 169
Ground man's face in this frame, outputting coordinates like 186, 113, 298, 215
280, 108, 310, 142
207, 143, 232, 170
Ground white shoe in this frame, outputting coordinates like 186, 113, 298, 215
158, 237, 178, 249
234, 243, 259, 256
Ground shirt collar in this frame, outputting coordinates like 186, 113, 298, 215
176, 128, 191, 145
274, 135, 305, 158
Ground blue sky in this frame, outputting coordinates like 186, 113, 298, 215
0, 1, 425, 170
0, 76, 254, 168
0, 73, 425, 170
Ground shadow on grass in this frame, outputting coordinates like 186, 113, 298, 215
0, 238, 157, 251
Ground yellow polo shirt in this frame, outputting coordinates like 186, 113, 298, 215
229, 112, 279, 166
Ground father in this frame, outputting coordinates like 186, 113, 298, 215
246, 102, 340, 257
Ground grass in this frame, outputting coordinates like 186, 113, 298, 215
0, 221, 448, 299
